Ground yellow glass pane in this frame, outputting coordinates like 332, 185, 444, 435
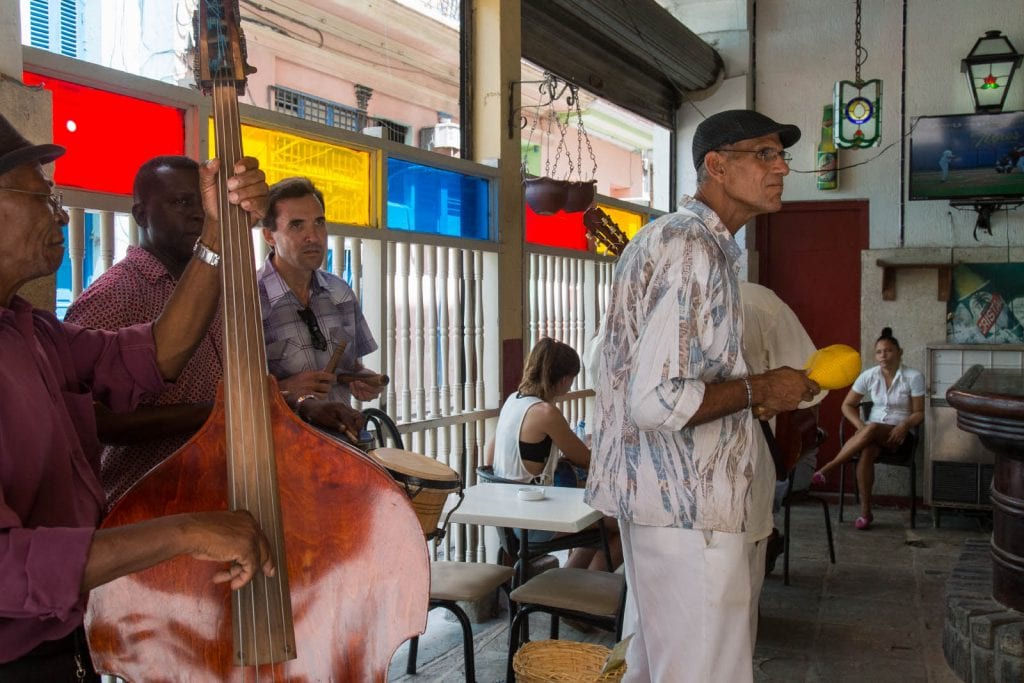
208, 120, 373, 227
597, 204, 645, 239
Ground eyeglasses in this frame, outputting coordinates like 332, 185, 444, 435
296, 307, 328, 351
717, 148, 792, 164
0, 187, 64, 211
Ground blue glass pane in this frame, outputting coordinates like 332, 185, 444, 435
386, 158, 490, 239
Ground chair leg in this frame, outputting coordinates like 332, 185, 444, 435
838, 462, 846, 522
783, 498, 792, 586
507, 607, 533, 683
438, 601, 476, 683
549, 614, 560, 639
818, 496, 836, 564
406, 635, 419, 675
910, 461, 917, 529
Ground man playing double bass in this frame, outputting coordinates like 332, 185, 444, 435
0, 112, 274, 680
65, 156, 366, 509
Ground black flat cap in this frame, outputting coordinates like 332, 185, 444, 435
0, 111, 65, 178
693, 110, 800, 170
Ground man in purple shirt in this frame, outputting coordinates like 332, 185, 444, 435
0, 112, 274, 679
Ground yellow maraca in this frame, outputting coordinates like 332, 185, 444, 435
804, 344, 861, 390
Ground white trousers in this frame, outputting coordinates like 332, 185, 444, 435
619, 522, 767, 683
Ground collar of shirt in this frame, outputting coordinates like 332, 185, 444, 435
257, 254, 330, 309
123, 245, 178, 287
678, 195, 743, 274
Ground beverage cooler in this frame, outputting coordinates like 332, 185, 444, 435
925, 343, 1024, 525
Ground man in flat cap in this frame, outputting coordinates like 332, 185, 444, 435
586, 110, 820, 682
0, 111, 275, 679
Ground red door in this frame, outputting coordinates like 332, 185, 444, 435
755, 200, 869, 470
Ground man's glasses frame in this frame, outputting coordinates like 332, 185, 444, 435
716, 148, 792, 164
0, 187, 64, 211
296, 307, 328, 352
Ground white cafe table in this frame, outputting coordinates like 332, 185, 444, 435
449, 482, 602, 585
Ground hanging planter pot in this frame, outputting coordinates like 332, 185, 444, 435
563, 180, 596, 213
524, 176, 570, 215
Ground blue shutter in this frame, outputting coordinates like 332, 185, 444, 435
58, 0, 77, 57
28, 0, 49, 49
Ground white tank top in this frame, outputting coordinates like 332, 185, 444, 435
492, 393, 559, 485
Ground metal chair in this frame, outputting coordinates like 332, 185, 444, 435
838, 402, 918, 528
780, 428, 835, 585
405, 560, 514, 683
361, 406, 404, 449
505, 566, 627, 683
474, 465, 610, 579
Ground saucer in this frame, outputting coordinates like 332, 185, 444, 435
517, 487, 546, 501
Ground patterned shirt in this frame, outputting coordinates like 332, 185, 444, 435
584, 196, 758, 532
64, 246, 223, 507
257, 256, 377, 404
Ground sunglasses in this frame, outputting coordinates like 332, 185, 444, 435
296, 307, 328, 351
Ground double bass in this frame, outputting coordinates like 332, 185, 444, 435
85, 1, 429, 679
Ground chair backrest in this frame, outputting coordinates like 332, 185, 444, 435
476, 464, 519, 485
362, 407, 405, 450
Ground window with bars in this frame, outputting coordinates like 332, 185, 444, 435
269, 85, 408, 144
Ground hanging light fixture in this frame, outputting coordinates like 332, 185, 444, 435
961, 30, 1022, 113
834, 0, 882, 148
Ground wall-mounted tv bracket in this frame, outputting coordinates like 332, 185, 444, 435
949, 198, 1024, 240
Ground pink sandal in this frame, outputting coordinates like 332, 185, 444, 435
854, 516, 873, 530
811, 472, 826, 485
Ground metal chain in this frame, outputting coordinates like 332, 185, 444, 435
573, 87, 599, 179
854, 0, 864, 84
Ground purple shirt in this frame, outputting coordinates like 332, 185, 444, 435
0, 296, 166, 663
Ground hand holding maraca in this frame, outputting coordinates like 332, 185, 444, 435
749, 367, 820, 420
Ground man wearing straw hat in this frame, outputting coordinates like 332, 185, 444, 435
586, 110, 820, 682
0, 111, 275, 679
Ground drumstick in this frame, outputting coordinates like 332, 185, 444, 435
323, 340, 348, 374
337, 372, 390, 388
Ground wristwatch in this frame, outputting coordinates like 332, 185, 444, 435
192, 238, 221, 267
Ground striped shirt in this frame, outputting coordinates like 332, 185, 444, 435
585, 197, 758, 532
257, 256, 377, 405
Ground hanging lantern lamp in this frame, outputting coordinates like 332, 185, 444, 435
834, 0, 882, 148
961, 30, 1022, 113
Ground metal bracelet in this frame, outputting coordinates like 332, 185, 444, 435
743, 377, 754, 410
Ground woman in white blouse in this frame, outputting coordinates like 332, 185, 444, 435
486, 338, 620, 571
812, 327, 925, 529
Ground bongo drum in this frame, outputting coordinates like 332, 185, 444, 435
370, 448, 463, 540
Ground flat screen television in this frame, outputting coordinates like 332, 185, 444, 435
909, 110, 1024, 201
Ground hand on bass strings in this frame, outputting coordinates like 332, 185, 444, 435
182, 510, 276, 590
751, 367, 820, 420
197, 156, 269, 227
83, 511, 274, 593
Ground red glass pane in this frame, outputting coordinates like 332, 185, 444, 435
23, 72, 185, 195
524, 203, 587, 250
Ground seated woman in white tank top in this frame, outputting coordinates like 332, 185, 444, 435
486, 338, 620, 571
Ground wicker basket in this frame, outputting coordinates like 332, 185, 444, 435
513, 640, 626, 683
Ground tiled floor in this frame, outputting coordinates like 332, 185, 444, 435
390, 505, 991, 682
